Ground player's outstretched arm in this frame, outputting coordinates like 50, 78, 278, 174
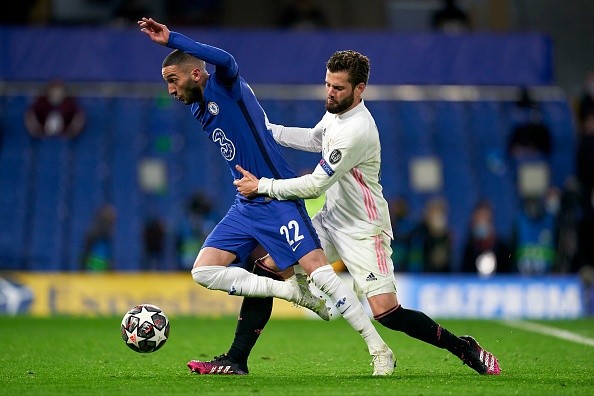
138, 17, 170, 45
139, 17, 238, 82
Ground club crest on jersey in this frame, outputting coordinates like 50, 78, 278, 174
319, 159, 335, 176
329, 149, 342, 164
207, 102, 219, 115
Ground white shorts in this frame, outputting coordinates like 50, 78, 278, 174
312, 216, 397, 298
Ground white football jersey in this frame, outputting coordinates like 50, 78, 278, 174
260, 100, 393, 239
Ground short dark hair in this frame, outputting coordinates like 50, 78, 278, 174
326, 50, 370, 87
162, 49, 204, 69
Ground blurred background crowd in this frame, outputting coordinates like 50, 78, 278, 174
0, 0, 593, 298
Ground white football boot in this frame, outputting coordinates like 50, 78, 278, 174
290, 273, 331, 321
371, 346, 396, 376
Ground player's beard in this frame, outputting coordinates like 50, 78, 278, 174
183, 88, 203, 105
180, 81, 203, 105
326, 91, 355, 114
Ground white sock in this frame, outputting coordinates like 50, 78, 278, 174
191, 265, 297, 301
310, 265, 387, 354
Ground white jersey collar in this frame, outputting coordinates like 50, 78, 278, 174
335, 99, 366, 120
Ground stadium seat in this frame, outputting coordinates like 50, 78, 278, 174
540, 101, 577, 187
27, 138, 70, 270
433, 102, 480, 269
64, 98, 110, 270
0, 93, 578, 272
109, 98, 145, 270
468, 101, 517, 238
0, 97, 31, 269
367, 101, 408, 198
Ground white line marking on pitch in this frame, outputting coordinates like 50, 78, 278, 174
503, 320, 594, 347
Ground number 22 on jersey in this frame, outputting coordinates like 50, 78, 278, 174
280, 220, 304, 251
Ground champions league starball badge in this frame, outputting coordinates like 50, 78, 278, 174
329, 149, 342, 164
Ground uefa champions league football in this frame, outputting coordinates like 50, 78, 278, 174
121, 304, 170, 353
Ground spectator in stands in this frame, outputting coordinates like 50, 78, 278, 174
176, 192, 218, 270
388, 196, 414, 272
577, 186, 594, 268
579, 264, 594, 316
507, 87, 553, 160
142, 217, 166, 270
407, 197, 453, 273
462, 200, 512, 276
575, 111, 594, 283
576, 112, 594, 211
511, 192, 557, 275
577, 72, 594, 128
24, 80, 85, 138
80, 204, 117, 272
430, 0, 471, 34
278, 0, 329, 30
576, 185, 594, 315
553, 179, 582, 273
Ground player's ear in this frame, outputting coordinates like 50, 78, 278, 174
191, 68, 202, 82
356, 82, 366, 95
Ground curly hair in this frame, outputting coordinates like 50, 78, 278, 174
326, 50, 370, 87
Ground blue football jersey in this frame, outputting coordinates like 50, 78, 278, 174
167, 32, 297, 202
166, 32, 321, 268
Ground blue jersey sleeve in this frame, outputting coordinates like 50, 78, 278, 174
167, 31, 238, 82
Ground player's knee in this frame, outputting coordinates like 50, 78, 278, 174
298, 249, 329, 275
191, 265, 223, 289
367, 291, 399, 316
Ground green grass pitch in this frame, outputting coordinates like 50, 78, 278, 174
1, 315, 593, 395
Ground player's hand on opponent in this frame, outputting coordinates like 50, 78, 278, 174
234, 165, 260, 198
138, 17, 170, 45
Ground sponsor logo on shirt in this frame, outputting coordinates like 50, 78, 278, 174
329, 149, 342, 164
319, 159, 335, 176
207, 102, 219, 115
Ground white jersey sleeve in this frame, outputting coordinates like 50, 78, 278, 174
266, 122, 323, 153
259, 113, 369, 199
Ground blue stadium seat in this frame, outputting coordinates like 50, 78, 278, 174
468, 101, 517, 238
367, 101, 408, 198
540, 101, 577, 187
432, 102, 480, 269
0, 92, 578, 272
27, 138, 70, 270
64, 98, 109, 270
398, 101, 436, 154
108, 98, 148, 270
0, 96, 31, 269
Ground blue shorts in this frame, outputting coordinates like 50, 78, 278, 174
203, 197, 321, 270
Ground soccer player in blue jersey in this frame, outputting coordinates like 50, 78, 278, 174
138, 17, 393, 375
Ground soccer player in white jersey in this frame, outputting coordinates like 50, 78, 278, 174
231, 50, 501, 376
